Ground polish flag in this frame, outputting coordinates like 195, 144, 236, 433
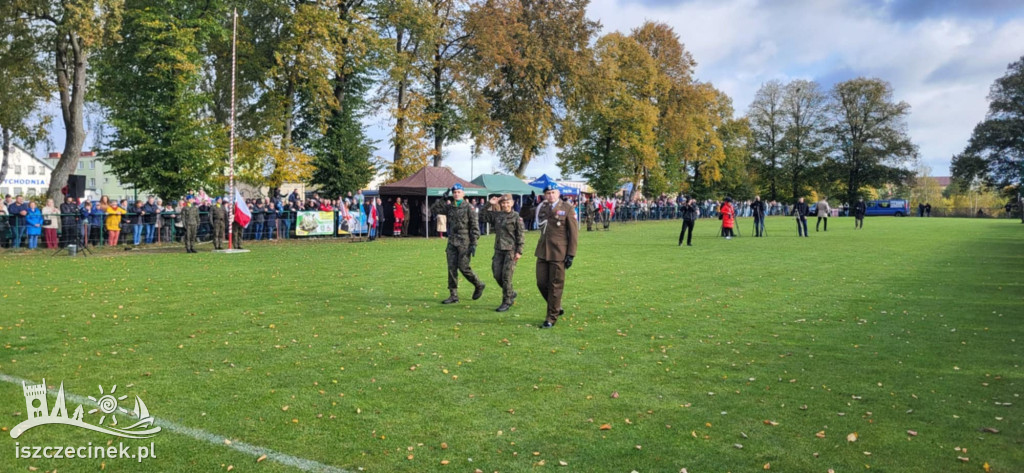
233, 190, 251, 228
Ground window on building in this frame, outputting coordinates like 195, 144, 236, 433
90, 178, 96, 187
104, 178, 109, 183
89, 161, 96, 169
14, 165, 21, 174
14, 187, 23, 196
40, 166, 47, 174
0, 187, 8, 196
78, 162, 84, 169
28, 166, 35, 175
27, 188, 37, 197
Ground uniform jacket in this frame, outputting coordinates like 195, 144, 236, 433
431, 198, 479, 248
480, 207, 525, 254
181, 204, 200, 227
534, 200, 578, 262
211, 205, 228, 224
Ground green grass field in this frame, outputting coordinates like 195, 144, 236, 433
1, 216, 1021, 473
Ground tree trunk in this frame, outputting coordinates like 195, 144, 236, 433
394, 30, 407, 164
431, 44, 444, 167
47, 33, 88, 204
515, 152, 529, 178
1, 127, 11, 185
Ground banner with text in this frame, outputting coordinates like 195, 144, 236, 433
295, 211, 335, 236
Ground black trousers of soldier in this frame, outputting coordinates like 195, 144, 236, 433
536, 259, 566, 324
446, 244, 482, 290
492, 250, 518, 303
679, 219, 694, 246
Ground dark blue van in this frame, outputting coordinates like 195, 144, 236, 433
865, 199, 909, 216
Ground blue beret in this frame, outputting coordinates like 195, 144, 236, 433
452, 183, 464, 191
544, 183, 558, 192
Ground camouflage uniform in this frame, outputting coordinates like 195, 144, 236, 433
480, 206, 525, 310
181, 204, 200, 253
211, 204, 227, 249
430, 196, 484, 303
584, 200, 598, 231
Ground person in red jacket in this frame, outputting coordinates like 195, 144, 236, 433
720, 197, 735, 240
393, 197, 405, 237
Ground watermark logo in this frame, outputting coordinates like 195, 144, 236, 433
11, 379, 161, 439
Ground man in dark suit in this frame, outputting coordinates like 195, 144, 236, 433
794, 197, 809, 237
535, 184, 578, 328
751, 195, 766, 237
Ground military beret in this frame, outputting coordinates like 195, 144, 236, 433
543, 183, 558, 192
452, 183, 464, 191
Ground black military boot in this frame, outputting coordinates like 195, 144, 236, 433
472, 283, 486, 300
442, 290, 459, 304
495, 301, 511, 312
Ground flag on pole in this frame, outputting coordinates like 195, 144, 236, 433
234, 190, 251, 228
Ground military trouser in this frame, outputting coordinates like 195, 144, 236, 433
213, 222, 225, 249
491, 250, 518, 303
446, 244, 482, 290
231, 223, 244, 248
601, 210, 611, 229
585, 215, 594, 231
185, 225, 198, 251
536, 258, 566, 324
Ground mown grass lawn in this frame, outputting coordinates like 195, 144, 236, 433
1, 216, 1021, 473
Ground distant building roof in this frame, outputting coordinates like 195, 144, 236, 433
933, 176, 951, 187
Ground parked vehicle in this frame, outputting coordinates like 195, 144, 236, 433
865, 199, 909, 216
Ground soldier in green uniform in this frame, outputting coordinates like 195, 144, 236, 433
480, 194, 525, 312
211, 197, 227, 250
535, 183, 579, 328
583, 196, 598, 231
430, 183, 485, 304
181, 197, 200, 253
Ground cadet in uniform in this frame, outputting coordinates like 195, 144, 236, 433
430, 183, 485, 304
480, 194, 526, 312
211, 197, 227, 249
583, 196, 598, 231
230, 202, 245, 249
535, 184, 578, 328
182, 197, 200, 253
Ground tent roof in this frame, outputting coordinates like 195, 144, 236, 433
528, 174, 579, 195
471, 173, 537, 195
379, 166, 487, 196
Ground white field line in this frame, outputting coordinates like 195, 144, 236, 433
1, 373, 350, 473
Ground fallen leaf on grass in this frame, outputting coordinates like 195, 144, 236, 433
599, 424, 612, 430
957, 456, 969, 462
980, 427, 999, 434
763, 462, 770, 469
611, 391, 619, 398
907, 430, 917, 436
763, 420, 779, 426
984, 462, 990, 472
559, 460, 568, 466
256, 454, 267, 463
440, 459, 450, 465
816, 431, 826, 438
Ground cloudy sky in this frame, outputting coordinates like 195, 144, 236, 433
398, 0, 1024, 182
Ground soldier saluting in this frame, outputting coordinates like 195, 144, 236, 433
480, 194, 526, 312
430, 183, 486, 304
535, 184, 578, 328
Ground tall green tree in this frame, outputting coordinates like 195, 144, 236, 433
747, 80, 786, 200
557, 33, 662, 197
7, 0, 122, 203
828, 78, 917, 205
710, 117, 755, 199
953, 55, 1024, 193
465, 0, 597, 177
96, 0, 226, 199
781, 80, 829, 200
0, 4, 52, 184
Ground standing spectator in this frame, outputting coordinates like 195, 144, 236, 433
288, 189, 300, 208
400, 198, 410, 237
720, 197, 735, 239
534, 184, 578, 328
7, 195, 29, 249
751, 195, 766, 237
601, 198, 613, 230
265, 201, 279, 240
0, 198, 8, 248
279, 201, 294, 239
198, 199, 212, 242
105, 200, 126, 246
42, 198, 60, 249
794, 197, 810, 237
130, 200, 145, 245
679, 197, 698, 246
252, 200, 265, 240
143, 196, 159, 244
60, 197, 79, 247
435, 201, 448, 237
853, 197, 867, 229
918, 202, 925, 217
25, 201, 43, 249
816, 196, 831, 232
393, 197, 405, 237
160, 202, 178, 243
924, 202, 932, 217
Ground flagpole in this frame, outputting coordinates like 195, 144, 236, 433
228, 8, 238, 249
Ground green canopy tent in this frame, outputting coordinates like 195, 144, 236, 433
470, 173, 538, 196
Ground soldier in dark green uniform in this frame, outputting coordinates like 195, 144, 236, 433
430, 183, 485, 304
480, 194, 525, 312
583, 196, 598, 231
211, 197, 227, 250
181, 197, 200, 253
